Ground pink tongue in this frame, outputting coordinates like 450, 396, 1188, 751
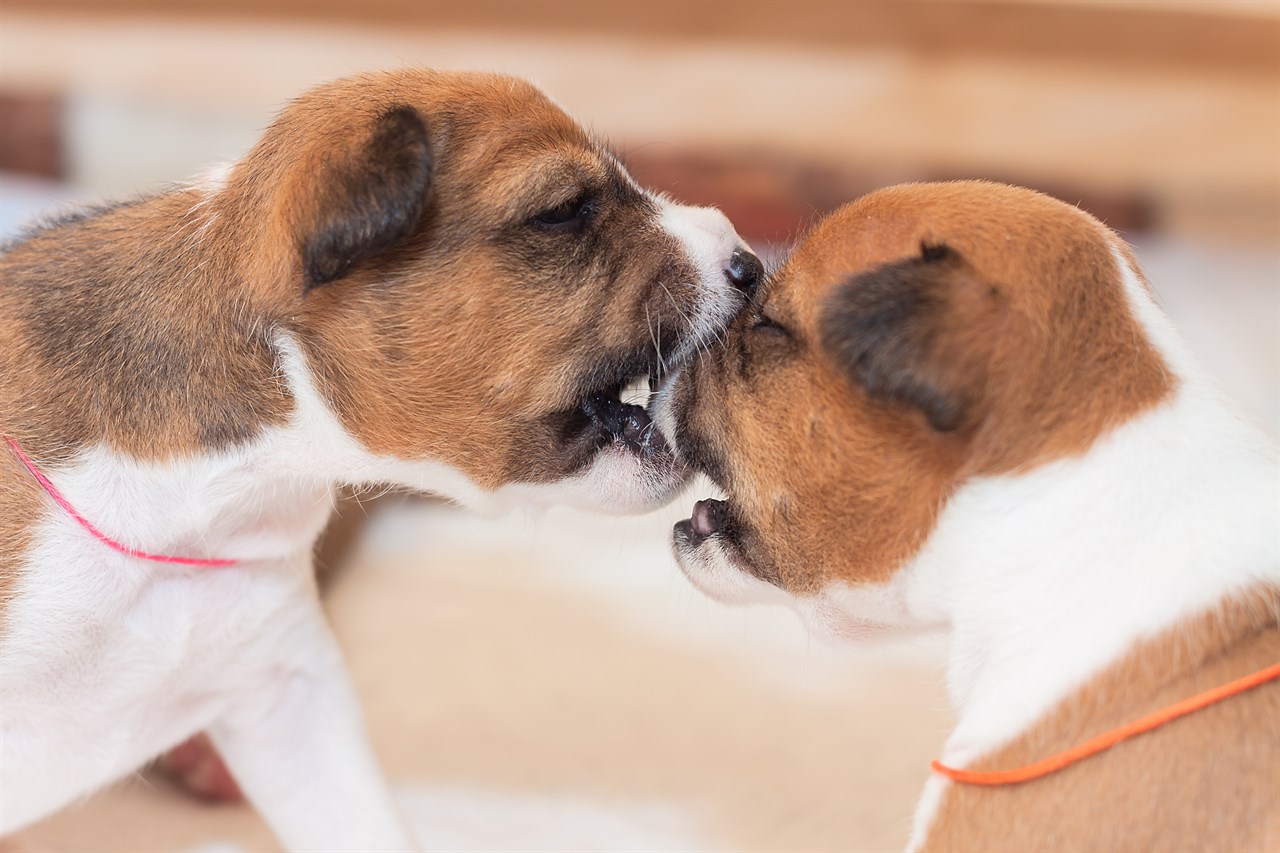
691, 499, 719, 538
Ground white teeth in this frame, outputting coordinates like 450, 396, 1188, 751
620, 374, 652, 409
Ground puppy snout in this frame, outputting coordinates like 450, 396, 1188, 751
725, 249, 763, 297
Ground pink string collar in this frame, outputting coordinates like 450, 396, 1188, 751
4, 434, 238, 568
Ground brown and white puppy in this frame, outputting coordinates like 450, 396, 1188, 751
659, 182, 1279, 851
0, 70, 760, 849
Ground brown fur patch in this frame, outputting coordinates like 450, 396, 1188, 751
672, 181, 1173, 592
0, 188, 291, 462
921, 585, 1280, 851
0, 442, 42, 614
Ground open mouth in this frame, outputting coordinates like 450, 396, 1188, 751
670, 495, 785, 602
558, 354, 684, 478
674, 497, 733, 549
577, 370, 673, 460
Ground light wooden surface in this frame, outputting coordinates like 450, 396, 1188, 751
5, 0, 1277, 73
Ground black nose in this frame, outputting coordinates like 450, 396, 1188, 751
725, 249, 763, 297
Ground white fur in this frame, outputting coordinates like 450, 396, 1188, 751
189, 161, 233, 195
657, 200, 749, 355
672, 531, 789, 608
671, 245, 1280, 850
0, 182, 749, 846
0, 339, 419, 849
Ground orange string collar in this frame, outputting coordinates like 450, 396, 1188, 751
932, 662, 1280, 786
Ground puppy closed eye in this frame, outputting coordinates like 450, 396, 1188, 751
531, 194, 594, 233
749, 308, 791, 341
738, 305, 795, 378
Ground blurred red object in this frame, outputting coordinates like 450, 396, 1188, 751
154, 734, 243, 803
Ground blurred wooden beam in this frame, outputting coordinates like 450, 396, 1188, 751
5, 0, 1278, 76
1, 6, 1275, 243
624, 145, 1157, 246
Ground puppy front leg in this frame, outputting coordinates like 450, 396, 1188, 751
209, 608, 416, 852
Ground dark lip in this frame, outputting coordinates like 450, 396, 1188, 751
673, 497, 738, 551
537, 354, 686, 483
561, 343, 690, 461
578, 393, 673, 458
688, 497, 733, 545
673, 518, 698, 549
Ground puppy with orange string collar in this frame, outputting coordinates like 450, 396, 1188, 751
657, 181, 1280, 851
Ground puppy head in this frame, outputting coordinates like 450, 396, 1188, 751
662, 181, 1172, 624
229, 70, 759, 512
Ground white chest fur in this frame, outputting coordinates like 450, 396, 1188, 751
0, 447, 334, 829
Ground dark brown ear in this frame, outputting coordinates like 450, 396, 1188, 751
819, 243, 986, 432
301, 106, 432, 289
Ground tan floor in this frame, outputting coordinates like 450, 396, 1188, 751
13, 499, 952, 853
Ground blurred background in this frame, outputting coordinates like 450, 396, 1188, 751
2, 2, 1276, 851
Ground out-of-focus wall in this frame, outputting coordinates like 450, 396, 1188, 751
2, 0, 1278, 244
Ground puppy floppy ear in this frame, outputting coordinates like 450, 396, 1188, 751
300, 106, 432, 289
819, 243, 994, 432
